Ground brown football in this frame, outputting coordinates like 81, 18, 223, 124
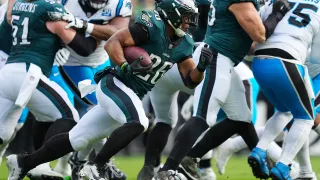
123, 46, 152, 67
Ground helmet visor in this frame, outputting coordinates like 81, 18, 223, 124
182, 12, 199, 27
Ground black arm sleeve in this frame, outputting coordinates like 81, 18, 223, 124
180, 70, 201, 89
263, 12, 284, 39
128, 23, 150, 45
67, 32, 97, 57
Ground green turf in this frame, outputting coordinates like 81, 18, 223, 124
1, 156, 320, 180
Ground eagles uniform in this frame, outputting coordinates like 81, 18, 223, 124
61, 0, 132, 106
192, 0, 259, 127
0, 0, 79, 149
249, 0, 320, 177
69, 10, 194, 150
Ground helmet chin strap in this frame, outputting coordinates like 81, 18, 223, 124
167, 20, 186, 37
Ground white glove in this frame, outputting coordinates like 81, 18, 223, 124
61, 13, 93, 34
54, 48, 70, 66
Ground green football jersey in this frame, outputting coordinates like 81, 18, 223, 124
205, 0, 259, 64
0, 14, 12, 54
116, 10, 194, 98
6, 0, 66, 76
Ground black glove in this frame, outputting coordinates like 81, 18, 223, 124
197, 44, 213, 72
121, 56, 153, 74
94, 67, 113, 83
272, 0, 291, 16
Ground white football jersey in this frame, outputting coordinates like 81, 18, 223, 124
64, 0, 132, 67
255, 0, 320, 64
305, 33, 320, 78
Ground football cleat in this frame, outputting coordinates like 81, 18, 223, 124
27, 162, 64, 180
248, 147, 270, 179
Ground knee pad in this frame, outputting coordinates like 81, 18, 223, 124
69, 131, 94, 151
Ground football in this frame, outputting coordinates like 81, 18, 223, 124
123, 46, 152, 67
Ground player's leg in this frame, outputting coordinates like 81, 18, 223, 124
182, 67, 258, 179
81, 74, 148, 179
7, 100, 122, 180
138, 83, 179, 180
252, 58, 314, 179
312, 74, 320, 134
158, 43, 223, 176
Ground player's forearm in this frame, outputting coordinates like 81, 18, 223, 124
91, 24, 118, 40
182, 69, 204, 89
104, 38, 126, 66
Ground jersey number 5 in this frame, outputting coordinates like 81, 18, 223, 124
12, 15, 31, 46
288, 3, 318, 28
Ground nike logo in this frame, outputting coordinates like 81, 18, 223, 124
56, 7, 63, 12
53, 73, 59, 76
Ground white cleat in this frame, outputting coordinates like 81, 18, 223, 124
212, 138, 234, 175
198, 167, 216, 180
6, 154, 25, 180
27, 162, 64, 180
152, 170, 187, 180
294, 172, 317, 180
79, 162, 105, 180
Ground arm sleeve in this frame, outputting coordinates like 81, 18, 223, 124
44, 1, 67, 21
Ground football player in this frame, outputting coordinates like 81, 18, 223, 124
6, 0, 212, 180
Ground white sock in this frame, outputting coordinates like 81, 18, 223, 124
313, 124, 320, 135
77, 144, 93, 161
257, 111, 292, 150
201, 150, 213, 160
296, 138, 313, 173
279, 119, 313, 165
93, 138, 107, 153
266, 142, 282, 162
230, 136, 247, 152
57, 153, 72, 167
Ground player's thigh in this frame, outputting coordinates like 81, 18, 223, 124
27, 75, 79, 122
0, 96, 23, 142
49, 66, 75, 105
63, 65, 98, 104
150, 86, 179, 128
96, 74, 149, 130
222, 69, 251, 122
273, 62, 314, 120
312, 74, 320, 113
69, 105, 122, 151
193, 52, 233, 126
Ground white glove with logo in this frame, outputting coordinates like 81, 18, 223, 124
61, 13, 93, 34
54, 48, 70, 66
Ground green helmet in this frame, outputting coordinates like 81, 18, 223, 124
156, 0, 199, 37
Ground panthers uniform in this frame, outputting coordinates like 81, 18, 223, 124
249, 0, 320, 177
69, 10, 194, 151
61, 0, 132, 105
0, 0, 79, 147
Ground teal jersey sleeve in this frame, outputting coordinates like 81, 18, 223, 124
173, 34, 194, 63
135, 10, 165, 42
43, 0, 66, 21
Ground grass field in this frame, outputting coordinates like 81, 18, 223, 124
1, 156, 320, 180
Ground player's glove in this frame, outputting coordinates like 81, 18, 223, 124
61, 13, 94, 34
197, 44, 213, 72
54, 48, 70, 66
121, 56, 153, 74
272, 0, 291, 16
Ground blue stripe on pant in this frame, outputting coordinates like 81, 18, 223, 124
252, 57, 315, 120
